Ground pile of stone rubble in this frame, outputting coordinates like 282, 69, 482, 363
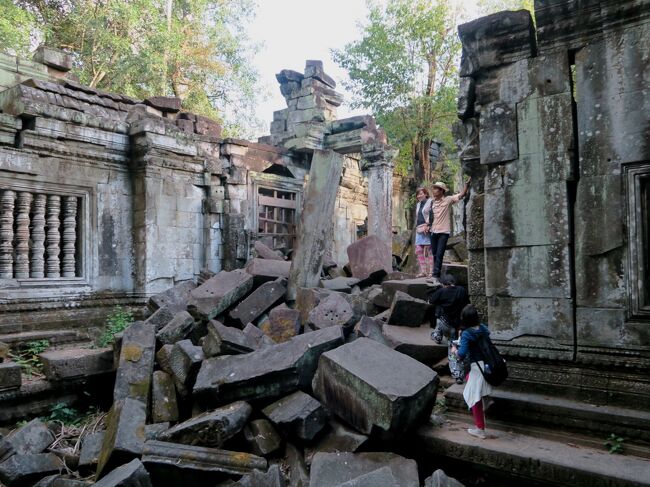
0, 236, 467, 487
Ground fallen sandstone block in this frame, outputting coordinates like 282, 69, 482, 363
149, 280, 196, 312
304, 419, 368, 466
387, 291, 430, 327
243, 323, 276, 349
253, 240, 285, 260
0, 453, 65, 487
229, 278, 286, 327
424, 469, 466, 487
0, 362, 22, 391
156, 311, 195, 345
347, 235, 392, 280
202, 320, 257, 357
113, 321, 156, 406
93, 458, 152, 487
285, 442, 309, 486
245, 258, 291, 283
262, 305, 300, 342
194, 326, 344, 408
262, 390, 328, 441
309, 452, 418, 487
307, 293, 354, 331
187, 270, 254, 320
312, 338, 438, 435
158, 401, 251, 447
237, 464, 285, 487
144, 306, 175, 332
155, 344, 173, 374
169, 339, 204, 396
0, 418, 55, 463
243, 420, 282, 456
382, 324, 448, 364
78, 431, 105, 473
39, 347, 113, 380
151, 371, 179, 423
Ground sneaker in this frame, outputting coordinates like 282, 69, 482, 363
467, 428, 487, 439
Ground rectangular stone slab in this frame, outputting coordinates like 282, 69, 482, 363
194, 326, 344, 408
0, 362, 21, 391
312, 338, 438, 435
39, 347, 113, 380
93, 458, 152, 487
0, 452, 64, 486
113, 321, 156, 405
187, 270, 254, 320
228, 279, 286, 327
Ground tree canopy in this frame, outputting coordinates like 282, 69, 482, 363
333, 0, 462, 185
1, 0, 263, 136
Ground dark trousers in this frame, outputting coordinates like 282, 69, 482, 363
430, 232, 449, 277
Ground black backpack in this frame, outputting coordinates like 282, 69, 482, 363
473, 334, 508, 387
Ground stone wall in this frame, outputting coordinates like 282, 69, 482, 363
457, 0, 650, 399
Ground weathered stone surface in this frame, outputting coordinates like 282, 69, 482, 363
295, 287, 331, 326
312, 338, 438, 435
380, 279, 431, 303
288, 150, 346, 299
149, 281, 196, 312
169, 339, 204, 395
187, 270, 253, 320
237, 464, 285, 487
33, 46, 72, 71
353, 316, 389, 346
309, 452, 418, 487
151, 371, 179, 423
113, 321, 156, 405
142, 440, 267, 477
144, 96, 181, 113
96, 398, 147, 478
242, 323, 276, 349
0, 453, 64, 486
387, 291, 429, 327
382, 325, 448, 365
337, 467, 398, 487
347, 235, 392, 280
194, 326, 344, 407
156, 311, 195, 345
304, 419, 368, 465
0, 362, 22, 391
244, 258, 291, 283
93, 458, 152, 487
304, 60, 336, 88
156, 344, 173, 374
253, 241, 285, 260
424, 469, 466, 487
39, 347, 113, 380
0, 418, 54, 463
78, 431, 104, 473
158, 401, 251, 447
320, 277, 359, 293
263, 391, 327, 441
0, 340, 9, 360
202, 320, 258, 357
229, 279, 286, 327
307, 293, 354, 330
261, 305, 301, 343
243, 420, 282, 456
144, 423, 170, 441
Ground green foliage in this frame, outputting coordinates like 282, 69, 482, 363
97, 306, 133, 347
0, 0, 35, 55
477, 0, 535, 16
605, 434, 625, 454
11, 0, 263, 136
47, 402, 97, 426
8, 339, 49, 378
333, 0, 461, 183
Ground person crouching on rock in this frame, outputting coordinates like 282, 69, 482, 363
452, 304, 492, 440
413, 186, 433, 278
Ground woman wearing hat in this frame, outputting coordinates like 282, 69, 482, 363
429, 177, 471, 279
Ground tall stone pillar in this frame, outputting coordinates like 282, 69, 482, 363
362, 144, 397, 247
287, 149, 345, 300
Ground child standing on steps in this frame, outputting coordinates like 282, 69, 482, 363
452, 304, 492, 439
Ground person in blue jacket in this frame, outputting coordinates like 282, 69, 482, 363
451, 304, 492, 439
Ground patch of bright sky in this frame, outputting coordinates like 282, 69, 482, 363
247, 0, 483, 138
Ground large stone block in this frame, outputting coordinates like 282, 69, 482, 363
0, 453, 64, 487
309, 452, 418, 487
96, 398, 147, 478
347, 235, 392, 280
262, 391, 328, 441
307, 293, 354, 330
0, 418, 54, 463
113, 321, 156, 405
262, 306, 301, 343
245, 259, 291, 283
39, 347, 113, 380
156, 311, 195, 345
487, 296, 573, 341
243, 420, 282, 456
202, 320, 258, 357
479, 101, 518, 164
151, 371, 179, 423
0, 362, 21, 391
237, 464, 285, 487
93, 458, 152, 487
229, 279, 286, 327
424, 469, 465, 487
253, 240, 285, 260
149, 281, 196, 312
382, 325, 447, 364
158, 401, 251, 447
304, 419, 368, 465
312, 338, 438, 435
78, 432, 105, 473
387, 291, 429, 327
194, 327, 344, 408
169, 340, 204, 396
187, 270, 254, 320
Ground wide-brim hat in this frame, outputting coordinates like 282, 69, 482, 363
432, 181, 448, 193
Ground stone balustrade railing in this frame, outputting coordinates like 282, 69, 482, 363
0, 189, 80, 279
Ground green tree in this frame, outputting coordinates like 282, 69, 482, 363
0, 0, 35, 56
333, 0, 461, 184
477, 0, 535, 18
12, 0, 262, 136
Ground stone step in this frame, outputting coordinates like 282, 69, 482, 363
443, 383, 650, 448
0, 329, 91, 348
416, 418, 650, 487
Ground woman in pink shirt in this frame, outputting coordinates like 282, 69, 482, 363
429, 178, 471, 278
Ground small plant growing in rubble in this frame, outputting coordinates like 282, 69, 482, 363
97, 306, 134, 347
8, 339, 49, 378
605, 433, 625, 454
47, 402, 99, 427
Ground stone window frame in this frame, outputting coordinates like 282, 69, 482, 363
250, 172, 303, 251
0, 176, 92, 293
624, 161, 650, 320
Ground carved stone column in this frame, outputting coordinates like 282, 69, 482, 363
62, 196, 77, 277
0, 190, 15, 278
362, 144, 397, 246
14, 192, 33, 278
30, 194, 46, 278
46, 195, 61, 278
